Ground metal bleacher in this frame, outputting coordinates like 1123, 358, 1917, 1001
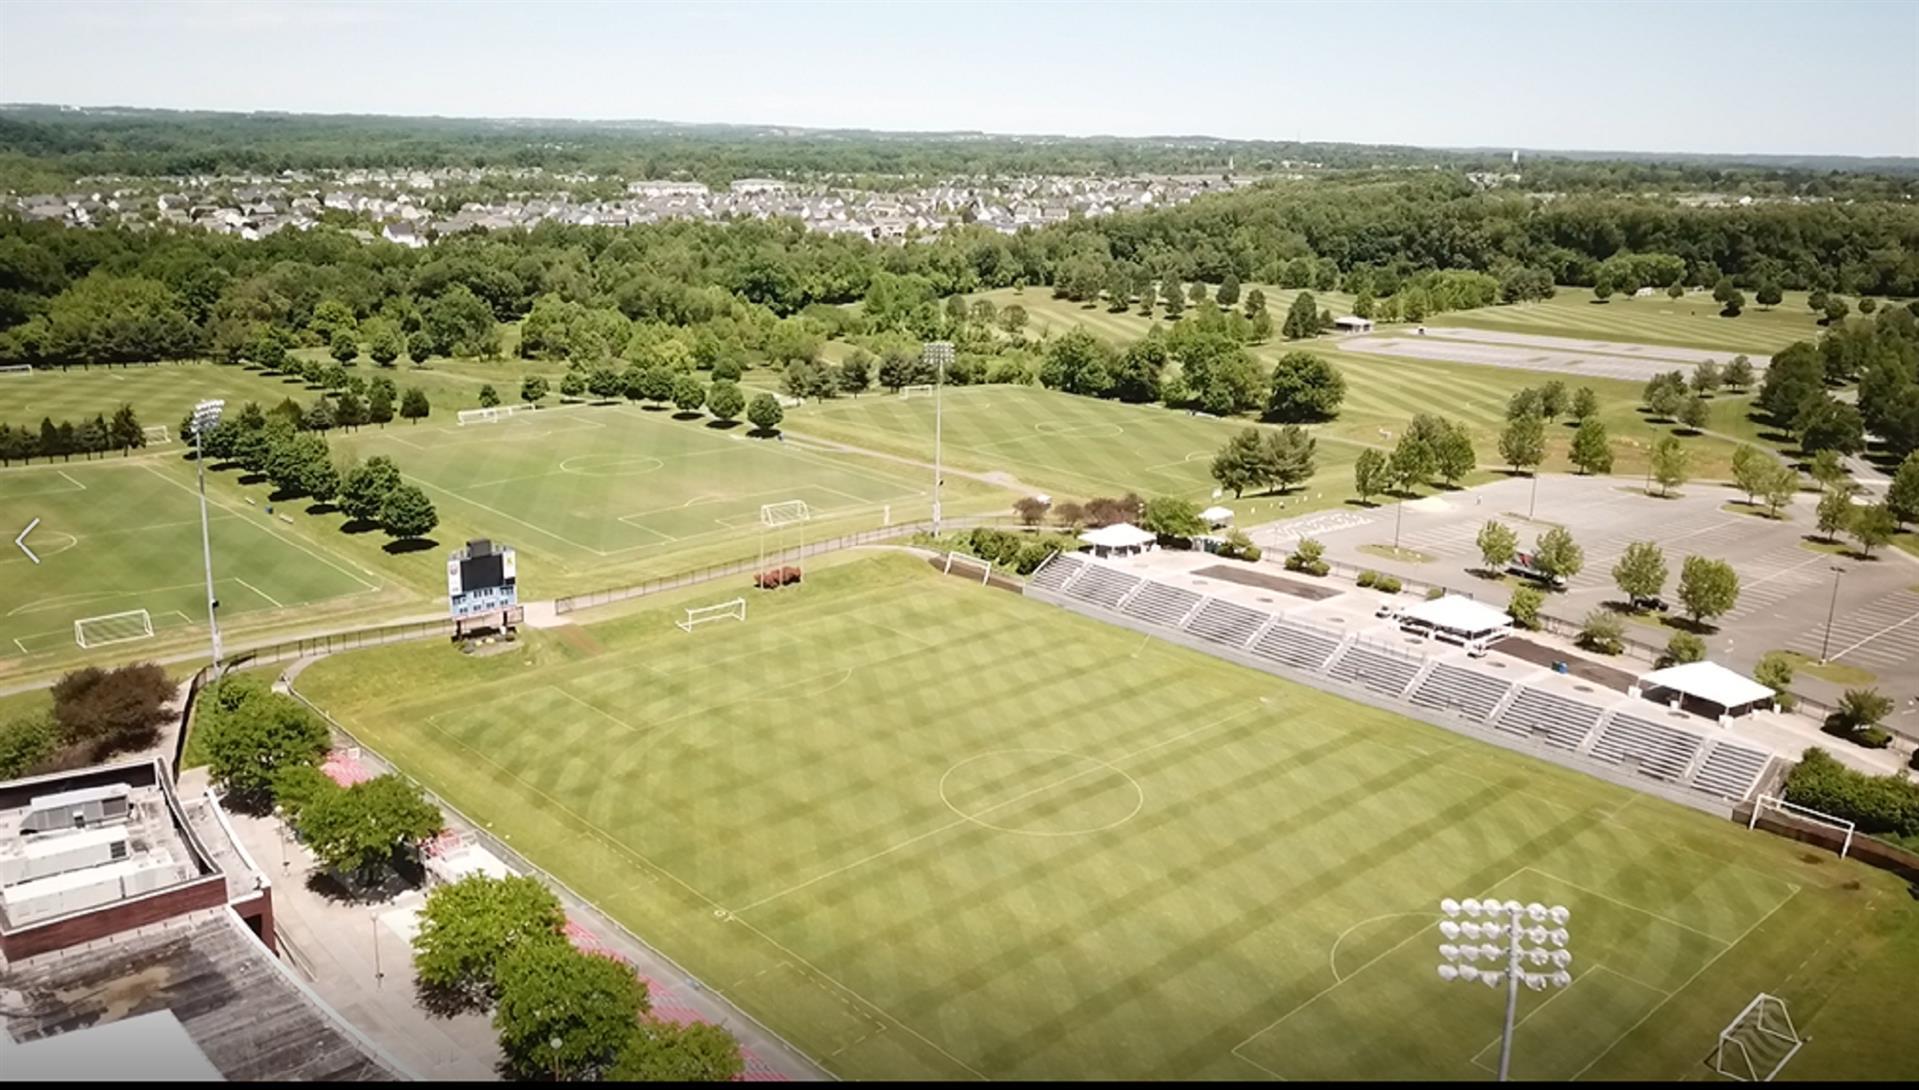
1325, 643, 1424, 697
1494, 687, 1605, 750
1063, 563, 1144, 610
1689, 738, 1774, 801
1410, 662, 1514, 721
1588, 711, 1705, 783
1027, 553, 1086, 594
1122, 581, 1203, 629
1183, 597, 1270, 649
1249, 618, 1345, 672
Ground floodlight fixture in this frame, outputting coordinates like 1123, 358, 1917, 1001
1549, 906, 1571, 926
1441, 898, 1461, 917
1437, 895, 1574, 1081
1440, 921, 1461, 940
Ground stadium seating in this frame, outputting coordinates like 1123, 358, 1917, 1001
1326, 644, 1424, 696
1184, 597, 1270, 648
1249, 619, 1344, 672
1495, 688, 1604, 750
1028, 554, 1086, 594
1410, 663, 1513, 720
1122, 581, 1203, 629
1063, 564, 1144, 610
1589, 712, 1705, 783
1690, 739, 1773, 801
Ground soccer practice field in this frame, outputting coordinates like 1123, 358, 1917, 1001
0, 459, 379, 656
294, 554, 1916, 1081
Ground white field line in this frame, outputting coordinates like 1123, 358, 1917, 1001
1465, 963, 1663, 1075
138, 464, 383, 590
731, 703, 1262, 915
57, 470, 87, 490
1568, 887, 1800, 1080
235, 578, 286, 609
1520, 866, 1735, 945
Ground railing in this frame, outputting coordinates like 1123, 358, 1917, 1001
222, 617, 459, 670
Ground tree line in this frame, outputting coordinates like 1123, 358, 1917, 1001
0, 403, 146, 463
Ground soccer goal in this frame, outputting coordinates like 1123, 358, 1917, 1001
1713, 993, 1804, 1082
943, 551, 992, 585
74, 609, 156, 649
0, 363, 31, 376
761, 500, 812, 529
142, 424, 172, 445
457, 404, 532, 426
676, 598, 746, 633
1748, 794, 1855, 858
900, 384, 935, 399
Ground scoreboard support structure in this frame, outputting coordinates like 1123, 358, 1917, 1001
448, 539, 521, 639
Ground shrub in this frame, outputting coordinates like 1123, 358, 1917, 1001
1425, 586, 1445, 600
1357, 570, 1378, 588
1285, 537, 1329, 576
1782, 748, 1919, 842
1508, 586, 1544, 630
1659, 631, 1707, 668
1375, 574, 1403, 594
1577, 609, 1625, 655
1216, 529, 1261, 562
0, 715, 58, 779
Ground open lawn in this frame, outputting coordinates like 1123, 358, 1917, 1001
2, 361, 325, 441
1428, 289, 1843, 357
295, 554, 1919, 1081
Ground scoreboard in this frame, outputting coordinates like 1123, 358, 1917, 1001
447, 539, 517, 619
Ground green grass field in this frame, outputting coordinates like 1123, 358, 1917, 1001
0, 459, 381, 656
1429, 290, 1837, 356
293, 554, 1918, 1081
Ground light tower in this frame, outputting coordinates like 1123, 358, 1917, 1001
1436, 896, 1573, 1081
923, 341, 955, 534
190, 399, 227, 666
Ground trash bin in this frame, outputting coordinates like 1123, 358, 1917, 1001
1553, 661, 1569, 675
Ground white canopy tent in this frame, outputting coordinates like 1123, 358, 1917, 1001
1399, 594, 1513, 643
1631, 661, 1776, 722
1078, 522, 1157, 556
1200, 505, 1235, 527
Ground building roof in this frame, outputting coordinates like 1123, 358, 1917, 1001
0, 1011, 223, 1082
1079, 523, 1157, 548
1200, 506, 1235, 524
1637, 661, 1774, 709
1401, 594, 1511, 634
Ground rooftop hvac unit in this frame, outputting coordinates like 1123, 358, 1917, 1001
0, 826, 131, 886
21, 784, 132, 833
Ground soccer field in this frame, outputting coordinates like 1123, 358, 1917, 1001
295, 554, 1917, 1081
0, 459, 380, 656
787, 384, 1364, 513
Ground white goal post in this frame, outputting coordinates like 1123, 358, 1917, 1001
676, 598, 746, 633
943, 551, 992, 585
142, 424, 172, 445
74, 609, 156, 649
457, 404, 533, 426
1713, 993, 1804, 1082
760, 500, 812, 529
899, 384, 935, 399
1748, 794, 1855, 858
0, 363, 32, 376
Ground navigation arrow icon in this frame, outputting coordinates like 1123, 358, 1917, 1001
15, 518, 39, 564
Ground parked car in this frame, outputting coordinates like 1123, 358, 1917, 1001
1375, 601, 1404, 620
1506, 551, 1568, 589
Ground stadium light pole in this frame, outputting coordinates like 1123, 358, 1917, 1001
191, 399, 226, 666
1818, 563, 1846, 664
1436, 896, 1573, 1082
923, 341, 955, 534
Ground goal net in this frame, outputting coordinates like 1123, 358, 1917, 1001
900, 384, 935, 399
676, 598, 746, 633
760, 500, 812, 529
1748, 794, 1855, 858
74, 609, 156, 649
457, 404, 532, 426
0, 363, 31, 376
943, 551, 992, 585
143, 424, 172, 445
1713, 993, 1803, 1082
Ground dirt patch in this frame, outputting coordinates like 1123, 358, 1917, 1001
1493, 637, 1636, 693
553, 624, 607, 658
1193, 564, 1340, 600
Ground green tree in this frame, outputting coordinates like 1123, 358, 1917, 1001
1662, 631, 1707, 667
1579, 609, 1625, 654
1650, 435, 1689, 495
1824, 296, 1850, 324
1242, 288, 1266, 318
1833, 689, 1892, 732
381, 483, 439, 541
705, 380, 745, 422
1887, 451, 1919, 526
367, 382, 394, 427
1498, 413, 1545, 473
1691, 360, 1722, 395
107, 404, 143, 455
609, 1020, 745, 1083
407, 329, 434, 364
520, 375, 548, 405
339, 456, 402, 524
1352, 447, 1389, 504
1795, 398, 1865, 456
1730, 445, 1769, 503
1260, 424, 1317, 493
295, 774, 443, 882
1611, 541, 1667, 606
1808, 448, 1848, 493
1281, 291, 1320, 339
412, 874, 567, 1008
329, 329, 359, 366
1724, 356, 1754, 390
1432, 424, 1475, 485
1753, 653, 1795, 708
1476, 520, 1518, 572
478, 384, 500, 409
493, 940, 650, 1081
1140, 496, 1207, 539
400, 387, 430, 423
1508, 585, 1544, 630
1569, 418, 1613, 474
1264, 351, 1345, 421
747, 393, 784, 434
670, 374, 706, 414
839, 351, 873, 397
1756, 282, 1783, 309
196, 677, 331, 808
1849, 503, 1897, 557
334, 389, 367, 431
1570, 386, 1600, 423
1216, 273, 1241, 308
368, 324, 402, 367
1677, 555, 1740, 625
0, 714, 57, 779
1816, 487, 1856, 543
1759, 461, 1799, 518
1533, 527, 1584, 582
1211, 428, 1266, 498
1677, 394, 1710, 432
559, 368, 586, 401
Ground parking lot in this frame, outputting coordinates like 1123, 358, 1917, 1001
1248, 474, 1919, 713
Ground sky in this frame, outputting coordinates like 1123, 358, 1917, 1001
1, 0, 1915, 158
